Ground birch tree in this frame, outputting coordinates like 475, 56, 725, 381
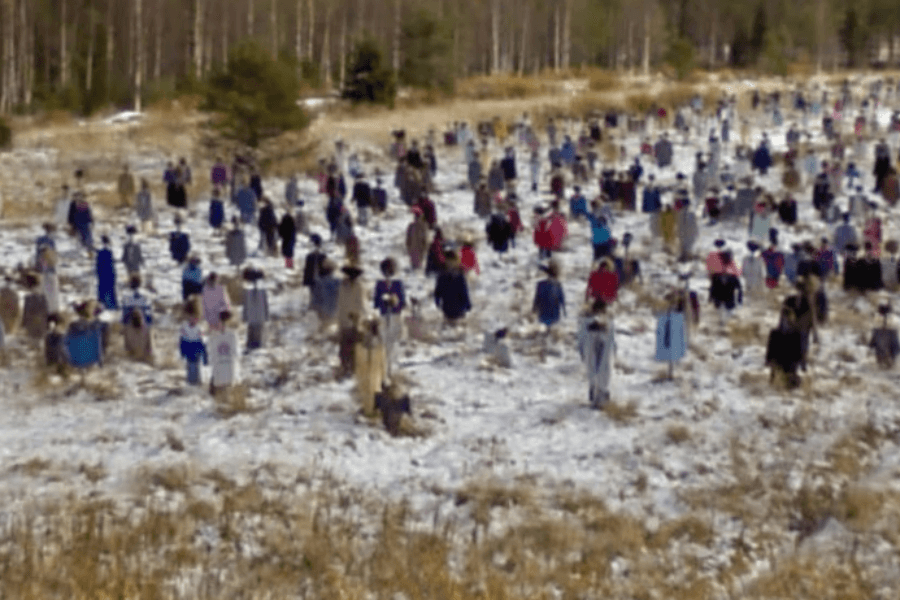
392, 0, 401, 73
60, 0, 69, 88
134, 0, 144, 111
321, 3, 331, 90
193, 0, 204, 79
295, 0, 304, 66
270, 0, 278, 58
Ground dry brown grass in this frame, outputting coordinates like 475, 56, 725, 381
666, 423, 691, 444
0, 464, 896, 600
214, 383, 256, 417
729, 320, 764, 346
456, 74, 557, 101
604, 399, 639, 424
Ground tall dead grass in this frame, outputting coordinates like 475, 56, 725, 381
0, 462, 896, 599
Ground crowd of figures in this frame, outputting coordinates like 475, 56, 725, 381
3, 77, 900, 426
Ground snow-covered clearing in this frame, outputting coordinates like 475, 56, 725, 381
1, 74, 900, 596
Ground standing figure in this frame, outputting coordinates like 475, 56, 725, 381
117, 165, 136, 209
374, 258, 406, 376
533, 260, 566, 329
180, 299, 208, 385
336, 264, 366, 377
433, 251, 472, 323
242, 268, 269, 351
278, 209, 298, 268
135, 179, 155, 233
405, 207, 430, 271
208, 311, 240, 395
578, 300, 616, 409
201, 273, 232, 329
96, 236, 118, 310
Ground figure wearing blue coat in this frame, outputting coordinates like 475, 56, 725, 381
235, 186, 258, 224
569, 192, 589, 219
170, 231, 191, 263
434, 268, 472, 320
533, 279, 566, 326
752, 144, 772, 175
96, 248, 118, 309
374, 279, 406, 315
209, 196, 225, 229
655, 312, 686, 362
642, 186, 662, 213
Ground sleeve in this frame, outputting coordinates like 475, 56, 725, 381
373, 285, 383, 312
433, 278, 442, 308
396, 282, 406, 312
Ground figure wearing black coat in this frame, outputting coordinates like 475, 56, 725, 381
766, 320, 804, 387
486, 213, 514, 253
278, 213, 297, 260
302, 250, 327, 288
709, 273, 743, 310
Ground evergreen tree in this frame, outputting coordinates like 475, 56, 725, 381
400, 8, 454, 93
204, 40, 309, 148
342, 37, 396, 105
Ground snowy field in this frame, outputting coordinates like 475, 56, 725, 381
2, 76, 900, 596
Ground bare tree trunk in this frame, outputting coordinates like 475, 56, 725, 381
134, 0, 144, 111
322, 4, 331, 90
20, 0, 31, 107
270, 0, 278, 58
247, 0, 255, 38
222, 2, 230, 67
154, 0, 162, 80
643, 11, 650, 75
60, 0, 69, 88
0, 0, 12, 112
296, 0, 303, 65
204, 15, 213, 75
307, 0, 314, 60
553, 2, 560, 72
561, 0, 570, 71
338, 11, 346, 91
392, 0, 401, 73
518, 1, 528, 76
193, 0, 204, 79
815, 0, 824, 73
627, 19, 634, 73
490, 0, 500, 74
88, 5, 97, 96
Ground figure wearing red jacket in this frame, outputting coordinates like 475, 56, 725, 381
586, 258, 619, 304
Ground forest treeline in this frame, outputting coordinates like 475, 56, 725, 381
1, 0, 900, 116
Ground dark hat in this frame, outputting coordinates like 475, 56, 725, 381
747, 240, 760, 252
342, 264, 364, 278
242, 267, 265, 282
714, 239, 726, 248
125, 225, 138, 235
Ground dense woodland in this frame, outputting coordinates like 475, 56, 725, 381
2, 0, 900, 115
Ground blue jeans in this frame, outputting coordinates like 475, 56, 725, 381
186, 360, 201, 385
